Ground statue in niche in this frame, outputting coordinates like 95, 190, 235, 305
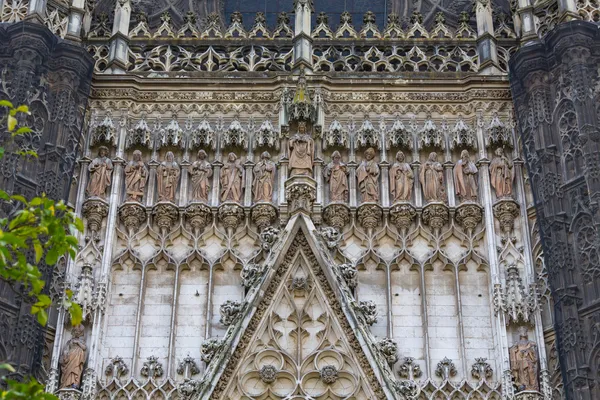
157, 151, 180, 202
421, 152, 445, 202
323, 151, 349, 202
220, 152, 244, 203
390, 150, 414, 202
454, 150, 478, 202
509, 327, 539, 392
59, 324, 86, 389
288, 121, 314, 177
87, 146, 113, 198
189, 149, 213, 202
357, 147, 380, 203
124, 150, 148, 202
253, 151, 276, 202
490, 147, 514, 198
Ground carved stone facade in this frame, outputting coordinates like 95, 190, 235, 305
1, 1, 598, 399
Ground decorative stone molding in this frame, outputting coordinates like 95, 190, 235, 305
338, 263, 358, 289
259, 226, 280, 251
355, 119, 380, 149
219, 300, 243, 326
251, 203, 277, 231
241, 263, 263, 288
319, 365, 339, 384
177, 379, 202, 400
455, 203, 483, 233
435, 357, 458, 380
356, 300, 378, 326
393, 380, 419, 399
255, 118, 280, 149
419, 115, 445, 149
390, 202, 417, 232
450, 116, 477, 150
487, 113, 512, 148
152, 202, 179, 234
323, 119, 349, 149
176, 356, 200, 376
493, 199, 520, 240
290, 276, 309, 291
422, 203, 449, 230
140, 356, 164, 379
157, 114, 184, 149
190, 117, 216, 149
57, 388, 81, 400
323, 203, 350, 230
398, 357, 422, 380
82, 198, 108, 242
376, 338, 398, 365
285, 176, 316, 214
316, 226, 341, 250
218, 202, 245, 232
184, 202, 212, 236
74, 264, 96, 321
118, 202, 147, 236
387, 117, 412, 149
259, 365, 278, 383
91, 114, 117, 147
126, 117, 153, 149
200, 338, 224, 364
357, 203, 383, 231
104, 356, 129, 378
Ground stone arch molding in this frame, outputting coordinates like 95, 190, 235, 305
201, 214, 403, 399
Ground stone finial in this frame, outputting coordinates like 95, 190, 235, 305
259, 226, 280, 251
435, 357, 457, 380
219, 300, 243, 326
339, 263, 358, 289
376, 338, 399, 365
200, 338, 224, 363
140, 356, 163, 379
356, 300, 378, 326
471, 357, 493, 382
316, 226, 342, 249
398, 357, 422, 380
177, 356, 200, 377
104, 356, 129, 378
241, 263, 263, 288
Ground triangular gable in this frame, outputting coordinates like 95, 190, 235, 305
199, 214, 402, 399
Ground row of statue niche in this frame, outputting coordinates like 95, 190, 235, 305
87, 147, 515, 205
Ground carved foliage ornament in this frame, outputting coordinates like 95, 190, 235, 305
140, 356, 163, 379
219, 300, 243, 326
104, 356, 129, 378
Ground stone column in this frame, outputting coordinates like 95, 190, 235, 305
513, 0, 536, 42
107, 0, 131, 73
474, 0, 499, 73
292, 0, 312, 71
66, 0, 85, 40
26, 0, 47, 23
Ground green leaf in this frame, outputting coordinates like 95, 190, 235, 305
68, 303, 83, 326
0, 363, 16, 372
14, 105, 29, 114
0, 99, 14, 108
14, 126, 32, 135
0, 147, 4, 159
7, 115, 17, 132
33, 242, 43, 263
35, 309, 48, 326
45, 248, 59, 266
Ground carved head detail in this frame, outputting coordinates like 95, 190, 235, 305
166, 151, 175, 162
99, 146, 109, 158
396, 150, 405, 162
133, 149, 143, 162
227, 152, 237, 163
72, 324, 85, 338
495, 147, 504, 157
428, 152, 437, 162
517, 326, 529, 340
198, 149, 207, 160
261, 151, 271, 160
332, 150, 341, 163
461, 149, 470, 161
298, 121, 307, 134
364, 147, 376, 161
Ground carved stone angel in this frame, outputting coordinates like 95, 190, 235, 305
323, 151, 349, 202
220, 152, 244, 203
253, 151, 276, 202
288, 121, 314, 177
60, 325, 86, 389
454, 150, 478, 202
389, 150, 414, 202
189, 149, 212, 202
157, 151, 180, 202
124, 150, 148, 202
87, 146, 113, 198
356, 147, 380, 203
490, 147, 514, 198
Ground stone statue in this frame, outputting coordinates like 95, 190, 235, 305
421, 152, 445, 202
124, 150, 148, 202
454, 150, 478, 202
323, 151, 349, 202
509, 327, 539, 392
59, 325, 86, 389
253, 151, 276, 202
87, 146, 113, 198
157, 151, 180, 202
189, 149, 212, 202
390, 150, 414, 202
220, 152, 244, 203
490, 148, 514, 198
357, 147, 380, 203
288, 121, 314, 177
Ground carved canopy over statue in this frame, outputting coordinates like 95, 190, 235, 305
509, 327, 539, 392
490, 148, 514, 198
253, 151, 276, 202
454, 150, 478, 202
324, 151, 349, 202
421, 152, 445, 202
390, 150, 414, 202
60, 325, 86, 389
157, 151, 180, 202
124, 150, 148, 202
288, 122, 314, 177
220, 152, 244, 203
87, 146, 113, 198
357, 147, 380, 203
189, 149, 213, 202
